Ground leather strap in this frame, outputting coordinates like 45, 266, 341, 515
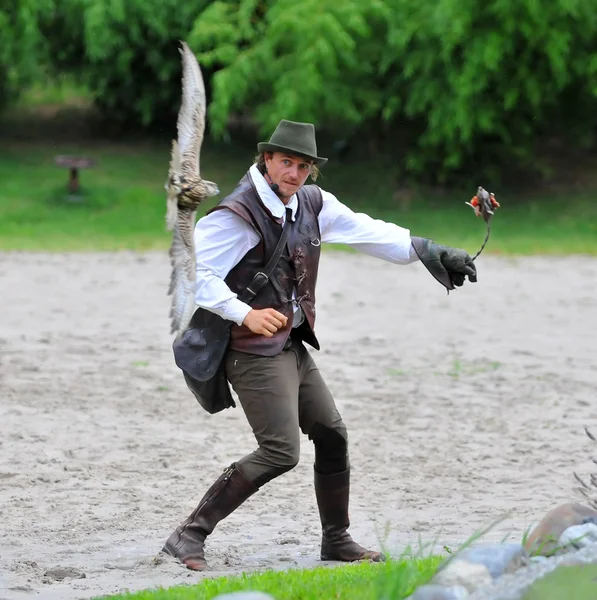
239, 206, 293, 304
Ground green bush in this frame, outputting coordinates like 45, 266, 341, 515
10, 0, 597, 182
190, 0, 597, 182
189, 0, 389, 138
0, 0, 51, 108
40, 0, 211, 129
381, 0, 597, 180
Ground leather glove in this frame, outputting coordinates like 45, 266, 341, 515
410, 236, 477, 292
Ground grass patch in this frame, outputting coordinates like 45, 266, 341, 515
1, 96, 597, 254
96, 555, 444, 600
2, 136, 596, 254
522, 563, 597, 600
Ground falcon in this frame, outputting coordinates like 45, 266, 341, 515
165, 41, 220, 338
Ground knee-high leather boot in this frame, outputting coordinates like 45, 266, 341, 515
162, 463, 258, 571
314, 467, 385, 562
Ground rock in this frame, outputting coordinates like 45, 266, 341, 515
213, 593, 276, 600
408, 584, 470, 599
455, 543, 528, 579
524, 503, 597, 556
42, 567, 86, 582
557, 555, 589, 567
276, 537, 300, 545
558, 523, 597, 550
433, 559, 493, 592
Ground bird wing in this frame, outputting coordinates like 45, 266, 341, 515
168, 207, 198, 337
165, 139, 181, 232
166, 42, 207, 338
177, 40, 206, 178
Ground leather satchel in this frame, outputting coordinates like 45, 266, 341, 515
172, 209, 293, 414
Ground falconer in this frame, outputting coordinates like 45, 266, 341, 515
162, 119, 477, 570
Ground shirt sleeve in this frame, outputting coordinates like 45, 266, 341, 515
193, 209, 260, 326
318, 189, 419, 264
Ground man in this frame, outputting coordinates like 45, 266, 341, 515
162, 119, 477, 570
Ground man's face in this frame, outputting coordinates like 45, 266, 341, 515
264, 152, 312, 199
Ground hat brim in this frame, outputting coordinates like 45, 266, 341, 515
257, 142, 328, 166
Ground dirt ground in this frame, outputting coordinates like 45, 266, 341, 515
1, 251, 596, 600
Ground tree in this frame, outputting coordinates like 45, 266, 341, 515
0, 0, 51, 109
190, 0, 597, 182
189, 0, 390, 137
39, 0, 212, 129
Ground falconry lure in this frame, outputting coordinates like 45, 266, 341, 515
165, 42, 220, 338
465, 186, 500, 260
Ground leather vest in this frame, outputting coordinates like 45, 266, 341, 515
208, 171, 323, 356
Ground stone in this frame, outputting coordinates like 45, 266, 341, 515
42, 567, 86, 582
558, 523, 597, 550
524, 503, 597, 556
455, 543, 528, 579
213, 593, 276, 600
408, 584, 470, 599
433, 559, 493, 592
557, 555, 589, 567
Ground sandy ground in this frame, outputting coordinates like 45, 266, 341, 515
1, 250, 597, 600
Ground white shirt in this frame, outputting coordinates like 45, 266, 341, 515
194, 164, 418, 326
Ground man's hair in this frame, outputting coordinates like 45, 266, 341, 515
254, 152, 320, 181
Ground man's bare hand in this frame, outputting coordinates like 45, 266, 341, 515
242, 308, 288, 337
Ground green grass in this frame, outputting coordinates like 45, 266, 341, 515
96, 556, 444, 600
0, 137, 209, 251
522, 563, 597, 600
2, 134, 596, 254
1, 90, 597, 254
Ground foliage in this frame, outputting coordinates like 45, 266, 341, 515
381, 0, 597, 180
189, 0, 389, 139
190, 0, 597, 182
0, 0, 51, 108
7, 0, 597, 181
95, 555, 443, 599
39, 0, 211, 129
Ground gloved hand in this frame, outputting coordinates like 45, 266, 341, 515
410, 236, 477, 291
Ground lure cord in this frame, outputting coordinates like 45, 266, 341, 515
472, 222, 491, 261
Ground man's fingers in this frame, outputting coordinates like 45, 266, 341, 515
267, 309, 288, 326
265, 315, 284, 329
263, 321, 278, 334
463, 263, 477, 282
243, 308, 289, 337
451, 272, 465, 287
260, 310, 288, 336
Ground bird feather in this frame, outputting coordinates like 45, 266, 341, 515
165, 139, 181, 231
177, 41, 206, 178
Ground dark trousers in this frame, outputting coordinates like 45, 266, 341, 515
224, 337, 349, 487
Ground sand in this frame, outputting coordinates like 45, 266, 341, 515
1, 250, 596, 600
